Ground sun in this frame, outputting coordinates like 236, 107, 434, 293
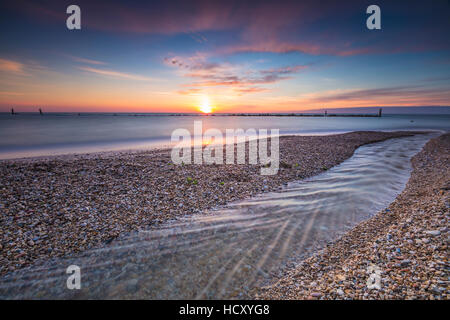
199, 95, 212, 114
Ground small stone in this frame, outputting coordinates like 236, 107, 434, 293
400, 259, 411, 267
126, 279, 139, 293
424, 230, 440, 236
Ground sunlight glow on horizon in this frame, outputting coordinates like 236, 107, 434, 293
198, 95, 213, 114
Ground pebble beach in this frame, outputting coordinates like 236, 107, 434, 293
254, 133, 449, 300
0, 131, 417, 276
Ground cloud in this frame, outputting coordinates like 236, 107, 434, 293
260, 65, 308, 74
18, 0, 450, 57
421, 76, 450, 83
164, 55, 219, 71
0, 58, 27, 75
288, 85, 450, 108
177, 88, 203, 95
307, 86, 448, 103
0, 91, 24, 96
68, 55, 106, 65
186, 64, 306, 87
9, 0, 450, 57
166, 54, 308, 94
234, 87, 269, 95
77, 66, 155, 81
186, 31, 208, 44
218, 42, 374, 57
0, 58, 51, 77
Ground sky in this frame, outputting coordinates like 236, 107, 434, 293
0, 0, 449, 113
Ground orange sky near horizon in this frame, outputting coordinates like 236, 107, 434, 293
1, 91, 449, 114
1, 64, 449, 114
1, 1, 450, 114
1, 55, 449, 114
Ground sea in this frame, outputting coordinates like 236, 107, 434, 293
0, 113, 449, 160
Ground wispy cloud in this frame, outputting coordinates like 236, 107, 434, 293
0, 58, 27, 75
285, 85, 450, 109
68, 55, 106, 65
218, 42, 374, 57
177, 88, 203, 96
0, 91, 24, 96
307, 86, 449, 103
234, 87, 270, 95
9, 0, 449, 57
421, 76, 450, 83
78, 66, 155, 81
186, 31, 208, 44
0, 58, 51, 77
185, 63, 306, 87
166, 55, 308, 94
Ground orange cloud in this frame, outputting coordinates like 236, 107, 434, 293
234, 87, 269, 95
166, 55, 308, 95
177, 88, 203, 95
0, 58, 26, 75
266, 86, 450, 112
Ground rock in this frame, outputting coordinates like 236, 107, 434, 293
424, 230, 440, 236
126, 279, 139, 294
400, 259, 411, 267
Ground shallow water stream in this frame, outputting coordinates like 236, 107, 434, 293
0, 133, 435, 299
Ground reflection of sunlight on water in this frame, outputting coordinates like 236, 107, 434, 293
0, 134, 435, 299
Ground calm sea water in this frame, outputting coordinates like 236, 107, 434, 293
0, 113, 448, 159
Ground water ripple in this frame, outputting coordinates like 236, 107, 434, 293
0, 134, 435, 299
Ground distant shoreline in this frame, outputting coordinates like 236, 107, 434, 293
2, 112, 450, 117
3, 112, 383, 117
1, 105, 449, 116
